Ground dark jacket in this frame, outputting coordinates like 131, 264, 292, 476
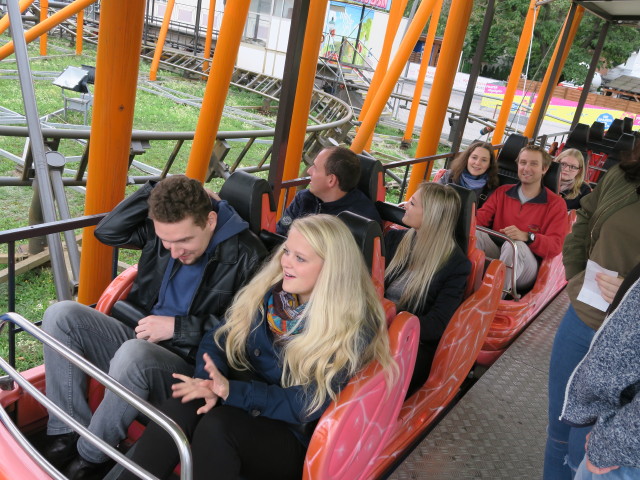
276, 188, 382, 235
560, 182, 592, 210
384, 229, 471, 345
194, 292, 351, 446
94, 181, 268, 363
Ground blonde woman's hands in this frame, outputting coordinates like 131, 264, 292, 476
203, 353, 230, 401
171, 374, 219, 414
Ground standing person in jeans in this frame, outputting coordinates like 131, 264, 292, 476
42, 175, 267, 479
544, 148, 640, 479
560, 263, 640, 480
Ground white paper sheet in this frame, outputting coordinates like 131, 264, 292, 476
577, 259, 618, 312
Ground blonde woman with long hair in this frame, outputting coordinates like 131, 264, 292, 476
385, 182, 471, 396
555, 148, 592, 210
120, 214, 395, 480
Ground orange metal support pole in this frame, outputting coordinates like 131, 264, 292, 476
185, 0, 251, 182
149, 0, 175, 81
402, 0, 444, 145
491, 0, 538, 145
358, 0, 408, 121
202, 0, 215, 74
360, 0, 408, 151
0, 0, 98, 60
351, 0, 438, 153
39, 0, 48, 56
523, 6, 584, 139
405, 0, 473, 199
75, 7, 83, 55
77, 0, 146, 305
277, 0, 329, 214
0, 0, 34, 36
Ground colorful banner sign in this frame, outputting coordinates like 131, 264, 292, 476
481, 84, 640, 129
350, 0, 390, 10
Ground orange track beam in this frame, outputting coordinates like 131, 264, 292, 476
202, 0, 215, 74
351, 0, 438, 154
277, 0, 329, 215
0, 0, 98, 60
402, 0, 444, 144
75, 7, 83, 55
149, 0, 175, 81
491, 0, 538, 145
185, 0, 251, 182
405, 0, 473, 199
0, 0, 34, 36
523, 6, 584, 139
39, 0, 48, 56
77, 0, 146, 305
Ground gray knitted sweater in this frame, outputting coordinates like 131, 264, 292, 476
560, 276, 640, 469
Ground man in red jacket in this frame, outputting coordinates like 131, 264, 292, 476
476, 144, 568, 295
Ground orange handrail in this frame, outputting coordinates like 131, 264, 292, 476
39, 0, 48, 56
0, 0, 34, 36
202, 0, 216, 74
149, 0, 175, 81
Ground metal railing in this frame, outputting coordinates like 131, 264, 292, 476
0, 312, 193, 480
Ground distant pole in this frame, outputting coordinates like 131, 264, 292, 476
185, 0, 252, 182
405, 0, 473, 199
491, 0, 539, 145
352, 4, 366, 64
401, 0, 444, 147
202, 0, 215, 74
571, 20, 609, 129
149, 0, 175, 81
75, 7, 84, 55
358, 0, 409, 152
39, 0, 48, 56
524, 4, 583, 140
78, 0, 146, 305
193, 0, 202, 54
351, 0, 438, 153
277, 0, 328, 216
450, 0, 495, 154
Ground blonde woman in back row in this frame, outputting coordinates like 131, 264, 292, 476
555, 148, 592, 210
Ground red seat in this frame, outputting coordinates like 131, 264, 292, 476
303, 311, 420, 480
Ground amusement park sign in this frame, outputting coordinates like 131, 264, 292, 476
351, 0, 391, 10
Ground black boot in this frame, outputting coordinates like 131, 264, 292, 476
42, 432, 79, 469
63, 456, 113, 480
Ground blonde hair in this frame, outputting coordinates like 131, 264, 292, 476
386, 183, 461, 312
215, 214, 395, 416
555, 148, 586, 199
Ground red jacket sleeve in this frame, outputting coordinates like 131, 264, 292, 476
529, 193, 568, 259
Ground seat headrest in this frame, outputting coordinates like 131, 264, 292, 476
357, 153, 384, 202
497, 134, 529, 172
543, 160, 560, 193
604, 118, 623, 141
337, 211, 385, 274
604, 132, 635, 168
623, 117, 634, 134
590, 122, 605, 142
219, 171, 275, 235
565, 123, 589, 155
448, 184, 476, 256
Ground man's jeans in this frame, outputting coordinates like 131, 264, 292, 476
543, 304, 596, 480
42, 301, 193, 463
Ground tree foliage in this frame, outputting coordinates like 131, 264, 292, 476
403, 0, 640, 85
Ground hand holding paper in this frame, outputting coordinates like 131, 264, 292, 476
577, 260, 619, 312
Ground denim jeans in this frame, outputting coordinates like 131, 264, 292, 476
575, 458, 640, 480
543, 304, 597, 480
42, 301, 193, 463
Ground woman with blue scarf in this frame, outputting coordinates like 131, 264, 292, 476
436, 141, 499, 207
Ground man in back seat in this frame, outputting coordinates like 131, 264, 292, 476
475, 145, 568, 294
41, 175, 267, 478
276, 146, 382, 235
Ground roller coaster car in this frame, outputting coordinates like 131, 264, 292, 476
365, 185, 505, 477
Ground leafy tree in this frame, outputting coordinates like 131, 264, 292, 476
457, 0, 640, 84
